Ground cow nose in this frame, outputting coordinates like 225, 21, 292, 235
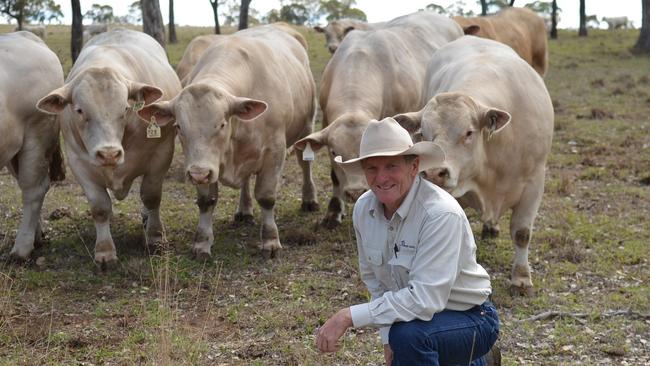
425, 168, 450, 185
96, 148, 122, 166
187, 166, 211, 185
345, 188, 366, 203
328, 45, 337, 53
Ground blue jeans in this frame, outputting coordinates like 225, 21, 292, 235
389, 301, 499, 366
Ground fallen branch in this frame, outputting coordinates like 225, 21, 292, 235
516, 309, 650, 322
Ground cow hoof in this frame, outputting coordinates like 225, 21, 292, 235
481, 225, 500, 239
321, 215, 342, 229
260, 240, 282, 259
301, 201, 320, 212
509, 284, 535, 297
192, 243, 212, 260
95, 251, 118, 265
233, 213, 255, 226
146, 236, 167, 252
9, 245, 34, 260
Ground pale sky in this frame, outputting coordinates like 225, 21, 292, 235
50, 1, 642, 30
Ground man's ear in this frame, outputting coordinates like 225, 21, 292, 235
37, 86, 71, 114
137, 101, 175, 126
463, 25, 481, 35
231, 97, 268, 121
393, 110, 424, 134
128, 80, 164, 105
480, 106, 511, 136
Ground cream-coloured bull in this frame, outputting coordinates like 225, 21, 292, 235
602, 16, 629, 30
14, 25, 46, 39
394, 36, 554, 296
295, 12, 463, 227
453, 7, 548, 76
137, 23, 318, 259
36, 28, 181, 265
1, 32, 65, 259
314, 18, 385, 54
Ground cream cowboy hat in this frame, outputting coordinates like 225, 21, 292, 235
334, 117, 446, 177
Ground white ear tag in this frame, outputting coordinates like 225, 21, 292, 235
302, 142, 315, 161
132, 101, 145, 111
147, 116, 161, 139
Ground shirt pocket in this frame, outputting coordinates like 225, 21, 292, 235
364, 248, 383, 266
389, 254, 415, 285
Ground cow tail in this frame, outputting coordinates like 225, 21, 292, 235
49, 137, 66, 182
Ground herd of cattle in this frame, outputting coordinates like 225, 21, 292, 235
2, 8, 558, 296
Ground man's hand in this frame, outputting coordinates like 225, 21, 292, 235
315, 307, 353, 353
383, 344, 393, 365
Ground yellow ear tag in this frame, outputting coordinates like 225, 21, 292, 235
132, 101, 145, 111
302, 142, 315, 161
147, 116, 161, 139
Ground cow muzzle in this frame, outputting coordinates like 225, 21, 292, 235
95, 147, 123, 166
187, 166, 213, 185
344, 188, 366, 203
423, 167, 453, 188
328, 45, 338, 54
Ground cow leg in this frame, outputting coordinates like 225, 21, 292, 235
192, 182, 217, 259
234, 176, 254, 224
255, 150, 285, 258
294, 149, 319, 212
323, 169, 344, 228
84, 183, 117, 264
140, 173, 166, 248
9, 145, 50, 259
508, 174, 545, 297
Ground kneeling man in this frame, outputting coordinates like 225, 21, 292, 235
315, 117, 499, 365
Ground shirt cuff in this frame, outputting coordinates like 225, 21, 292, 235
350, 303, 373, 328
380, 326, 390, 344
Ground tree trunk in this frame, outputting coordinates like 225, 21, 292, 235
239, 0, 251, 30
635, 0, 650, 51
509, 0, 515, 6
71, 0, 83, 62
480, 0, 487, 16
578, 0, 587, 37
142, 0, 166, 48
550, 0, 558, 39
168, 0, 177, 43
209, 0, 220, 34
17, 5, 23, 30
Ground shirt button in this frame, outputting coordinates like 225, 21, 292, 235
389, 226, 394, 231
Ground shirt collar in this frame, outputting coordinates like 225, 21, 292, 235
367, 175, 421, 220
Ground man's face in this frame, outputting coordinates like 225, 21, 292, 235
361, 155, 419, 212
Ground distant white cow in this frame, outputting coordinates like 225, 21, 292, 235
83, 23, 108, 43
314, 18, 385, 54
14, 25, 46, 39
602, 16, 629, 30
137, 23, 318, 259
1, 31, 65, 259
37, 29, 182, 265
394, 36, 554, 296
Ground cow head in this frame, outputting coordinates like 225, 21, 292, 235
138, 83, 267, 185
294, 113, 369, 202
314, 20, 355, 54
394, 92, 510, 197
37, 67, 163, 167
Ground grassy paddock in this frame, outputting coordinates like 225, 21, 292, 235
0, 24, 649, 365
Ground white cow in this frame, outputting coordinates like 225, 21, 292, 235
602, 16, 629, 30
137, 23, 318, 259
294, 12, 463, 228
1, 31, 65, 259
14, 25, 46, 39
83, 24, 108, 44
314, 18, 385, 54
394, 36, 554, 296
37, 28, 182, 265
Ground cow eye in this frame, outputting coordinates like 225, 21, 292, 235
75, 107, 83, 115
466, 130, 473, 137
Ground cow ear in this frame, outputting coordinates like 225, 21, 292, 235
343, 26, 355, 36
231, 97, 267, 121
463, 25, 481, 35
294, 129, 328, 152
128, 81, 163, 105
37, 87, 71, 114
481, 107, 511, 135
137, 101, 175, 126
314, 26, 324, 33
393, 110, 423, 134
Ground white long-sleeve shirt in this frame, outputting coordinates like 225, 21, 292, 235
349, 176, 491, 344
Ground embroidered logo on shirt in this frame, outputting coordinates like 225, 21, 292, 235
399, 240, 416, 250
